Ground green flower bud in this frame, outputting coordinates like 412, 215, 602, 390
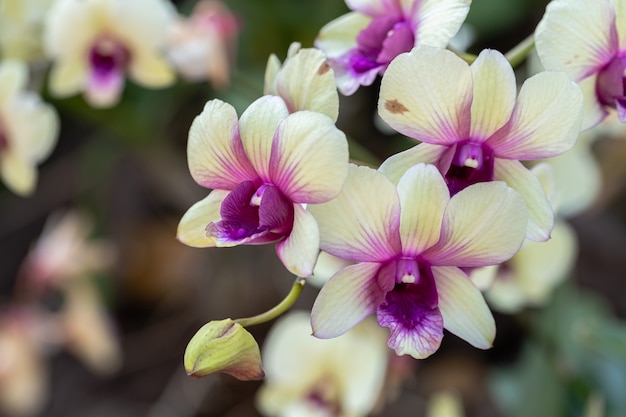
184, 319, 265, 381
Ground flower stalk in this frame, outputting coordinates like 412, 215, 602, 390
235, 277, 306, 328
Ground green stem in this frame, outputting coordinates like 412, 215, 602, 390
504, 34, 535, 68
235, 277, 306, 327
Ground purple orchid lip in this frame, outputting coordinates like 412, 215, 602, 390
445, 141, 495, 195
596, 55, 626, 121
207, 181, 294, 244
86, 36, 131, 98
376, 260, 443, 355
348, 15, 415, 76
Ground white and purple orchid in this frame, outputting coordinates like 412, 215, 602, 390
535, 0, 626, 129
378, 46, 584, 241
177, 96, 349, 277
315, 0, 471, 95
308, 163, 528, 359
43, 0, 176, 108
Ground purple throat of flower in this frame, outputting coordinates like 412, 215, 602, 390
348, 15, 415, 75
596, 54, 626, 122
376, 258, 444, 352
444, 141, 495, 196
88, 36, 131, 90
206, 181, 294, 245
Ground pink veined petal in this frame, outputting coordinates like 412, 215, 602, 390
311, 262, 390, 338
486, 71, 584, 160
433, 266, 495, 349
424, 181, 527, 267
315, 12, 371, 59
493, 159, 554, 242
308, 164, 402, 262
378, 304, 443, 359
535, 0, 618, 81
275, 204, 320, 277
274, 48, 339, 121
396, 164, 449, 256
378, 45, 473, 145
613, 0, 626, 49
346, 0, 402, 16
469, 49, 517, 141
413, 0, 471, 47
578, 74, 610, 130
176, 190, 230, 248
187, 99, 258, 190
378, 142, 448, 185
239, 95, 289, 181
269, 111, 349, 204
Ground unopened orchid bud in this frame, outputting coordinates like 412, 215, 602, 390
184, 319, 264, 381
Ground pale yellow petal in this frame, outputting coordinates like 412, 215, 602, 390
177, 190, 229, 247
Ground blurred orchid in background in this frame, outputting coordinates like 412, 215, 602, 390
167, 0, 239, 88
378, 46, 584, 241
309, 163, 527, 358
0, 0, 54, 62
0, 59, 57, 196
256, 311, 389, 417
43, 0, 176, 107
315, 0, 471, 95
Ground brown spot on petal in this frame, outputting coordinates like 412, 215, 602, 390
385, 99, 409, 114
317, 61, 331, 75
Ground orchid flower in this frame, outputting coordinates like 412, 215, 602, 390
256, 311, 389, 417
378, 45, 584, 241
534, 0, 626, 128
0, 59, 58, 196
309, 163, 528, 359
43, 0, 176, 108
177, 96, 349, 277
0, 0, 53, 62
264, 42, 339, 121
315, 0, 471, 95
167, 0, 239, 88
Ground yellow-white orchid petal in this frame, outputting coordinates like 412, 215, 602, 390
493, 159, 554, 242
308, 165, 401, 262
311, 262, 389, 339
535, 0, 617, 81
0, 60, 27, 102
271, 47, 339, 121
176, 190, 229, 248
379, 46, 473, 145
269, 111, 348, 204
425, 181, 527, 267
316, 12, 369, 59
238, 95, 289, 181
187, 99, 257, 190
486, 71, 583, 160
469, 49, 516, 140
275, 204, 320, 277
396, 163, 449, 256
434, 266, 495, 349
379, 142, 448, 185
415, 0, 471, 47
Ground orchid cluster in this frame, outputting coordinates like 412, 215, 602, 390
179, 0, 597, 366
2, 0, 626, 416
